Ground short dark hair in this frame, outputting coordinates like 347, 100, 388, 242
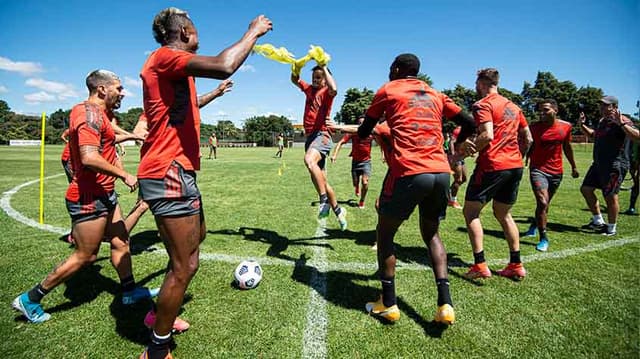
86, 70, 119, 94
311, 65, 332, 75
477, 68, 500, 86
152, 7, 193, 45
392, 54, 420, 76
537, 98, 558, 111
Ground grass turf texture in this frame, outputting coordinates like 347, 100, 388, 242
1, 144, 638, 358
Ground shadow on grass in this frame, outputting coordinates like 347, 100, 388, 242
208, 227, 336, 262
291, 254, 451, 338
310, 199, 359, 207
130, 230, 163, 255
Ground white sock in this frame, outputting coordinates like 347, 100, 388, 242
593, 214, 604, 224
607, 223, 616, 233
451, 196, 457, 202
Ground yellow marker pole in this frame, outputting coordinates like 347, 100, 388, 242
39, 112, 46, 224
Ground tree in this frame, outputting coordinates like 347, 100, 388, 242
442, 84, 477, 112
521, 71, 579, 123
243, 115, 293, 146
0, 99, 10, 122
417, 73, 433, 86
335, 87, 374, 124
216, 120, 240, 140
114, 107, 143, 132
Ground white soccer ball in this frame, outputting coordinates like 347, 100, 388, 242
234, 260, 263, 289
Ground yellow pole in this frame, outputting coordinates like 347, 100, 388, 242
39, 112, 46, 224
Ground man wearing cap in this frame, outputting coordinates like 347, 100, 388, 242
578, 95, 640, 236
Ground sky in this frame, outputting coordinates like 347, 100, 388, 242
0, 0, 638, 127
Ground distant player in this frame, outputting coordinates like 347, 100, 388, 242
208, 132, 218, 159
448, 126, 467, 209
331, 116, 373, 209
523, 99, 579, 251
462, 68, 532, 280
291, 65, 347, 229
578, 96, 640, 235
275, 133, 285, 158
358, 54, 476, 325
12, 70, 157, 325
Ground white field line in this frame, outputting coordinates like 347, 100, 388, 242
1, 174, 68, 235
301, 228, 329, 359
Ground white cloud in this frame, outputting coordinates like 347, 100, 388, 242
25, 78, 78, 99
0, 56, 44, 76
0, 85, 8, 93
216, 110, 228, 116
239, 64, 256, 73
122, 88, 136, 98
124, 76, 142, 88
24, 91, 56, 104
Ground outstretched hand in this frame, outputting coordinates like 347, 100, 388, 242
249, 15, 273, 37
217, 79, 234, 96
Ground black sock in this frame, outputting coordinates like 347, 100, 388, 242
436, 278, 452, 306
148, 331, 172, 359
121, 275, 136, 293
510, 250, 521, 264
540, 229, 548, 239
319, 193, 328, 204
333, 206, 342, 216
27, 283, 49, 303
380, 276, 396, 307
473, 250, 485, 265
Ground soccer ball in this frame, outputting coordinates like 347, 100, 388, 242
234, 260, 263, 289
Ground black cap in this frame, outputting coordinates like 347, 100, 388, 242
600, 95, 618, 105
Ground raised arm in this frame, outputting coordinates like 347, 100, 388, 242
186, 15, 272, 79
578, 112, 594, 137
322, 66, 337, 97
198, 79, 233, 108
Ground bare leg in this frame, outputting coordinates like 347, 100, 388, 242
581, 185, 601, 215
463, 200, 486, 255
492, 201, 520, 252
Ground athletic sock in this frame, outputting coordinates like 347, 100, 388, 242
319, 193, 328, 204
607, 223, 617, 233
147, 331, 172, 359
435, 278, 452, 306
539, 229, 548, 240
473, 250, 485, 265
510, 250, 521, 264
121, 275, 136, 293
380, 276, 396, 307
593, 214, 604, 225
27, 283, 50, 303
451, 196, 457, 202
333, 206, 343, 216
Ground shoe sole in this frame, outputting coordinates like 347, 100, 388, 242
365, 303, 400, 322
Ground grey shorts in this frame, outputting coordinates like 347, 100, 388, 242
379, 172, 450, 221
139, 161, 202, 217
305, 131, 333, 170
66, 191, 118, 224
352, 160, 372, 178
530, 168, 562, 196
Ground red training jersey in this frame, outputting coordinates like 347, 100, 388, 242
298, 79, 334, 136
138, 46, 199, 179
65, 101, 117, 201
472, 93, 528, 171
366, 78, 461, 177
373, 121, 392, 163
61, 142, 71, 162
529, 120, 572, 175
340, 133, 373, 162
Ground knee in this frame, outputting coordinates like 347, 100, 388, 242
76, 252, 98, 267
303, 156, 316, 170
362, 178, 369, 186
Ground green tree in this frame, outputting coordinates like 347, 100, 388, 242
417, 73, 433, 86
335, 87, 374, 124
216, 120, 240, 140
521, 71, 579, 123
442, 84, 477, 111
0, 99, 10, 122
114, 107, 143, 132
243, 115, 293, 146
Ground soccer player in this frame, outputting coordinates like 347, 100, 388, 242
137, 8, 272, 359
291, 65, 347, 229
578, 96, 640, 235
523, 99, 579, 251
275, 133, 285, 158
622, 139, 639, 215
448, 126, 467, 209
208, 132, 218, 159
462, 68, 532, 280
12, 70, 157, 324
331, 116, 373, 209
357, 54, 476, 324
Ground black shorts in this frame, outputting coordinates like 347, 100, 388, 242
529, 168, 563, 196
139, 161, 202, 217
581, 164, 627, 197
66, 191, 118, 224
465, 168, 523, 205
379, 172, 450, 221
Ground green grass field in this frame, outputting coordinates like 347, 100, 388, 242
1, 144, 638, 358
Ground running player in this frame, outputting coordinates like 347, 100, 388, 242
275, 133, 285, 158
12, 70, 158, 324
578, 96, 640, 235
462, 68, 532, 280
331, 116, 373, 209
523, 99, 579, 251
291, 65, 347, 229
448, 126, 467, 209
357, 54, 476, 325
137, 8, 272, 359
